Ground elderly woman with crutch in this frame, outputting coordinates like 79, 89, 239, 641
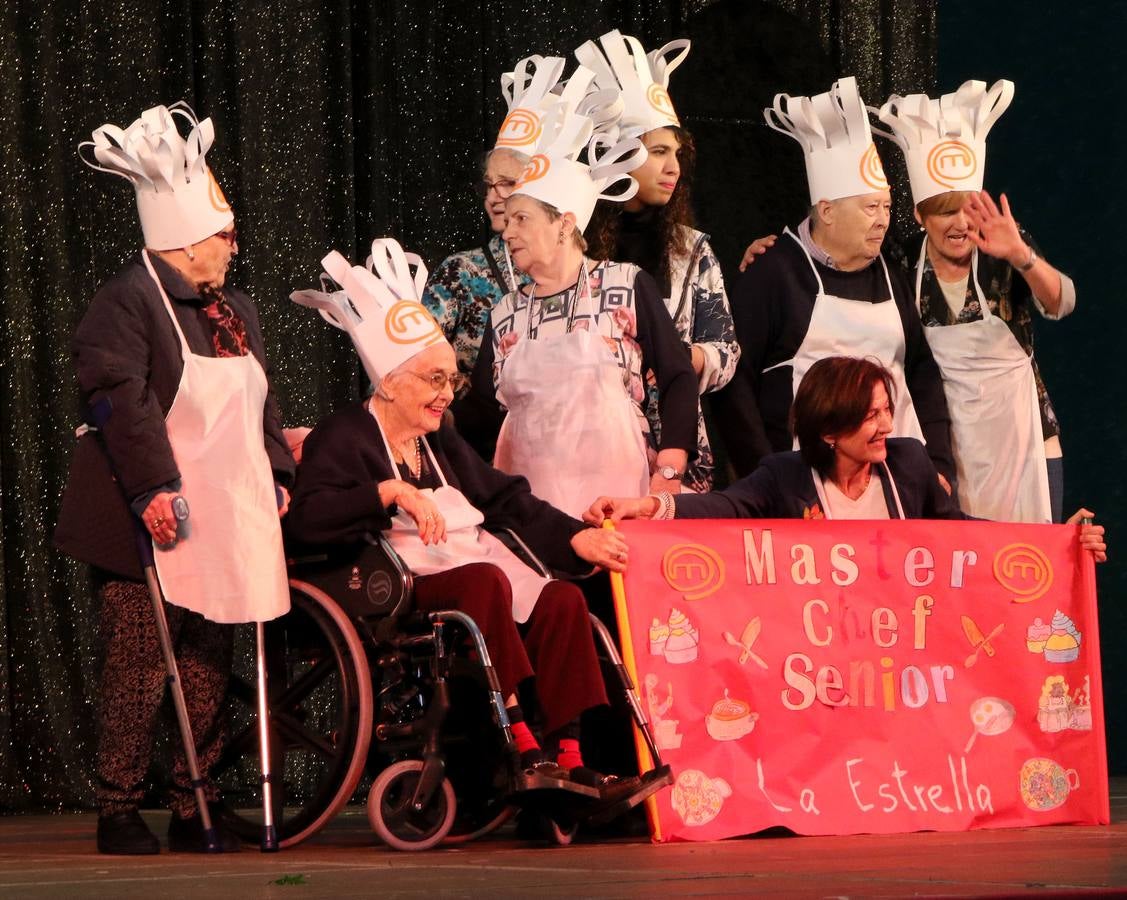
54, 103, 292, 855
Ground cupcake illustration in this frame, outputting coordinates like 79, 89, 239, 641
1044, 609, 1081, 663
1026, 617, 1051, 653
663, 608, 700, 664
649, 618, 670, 656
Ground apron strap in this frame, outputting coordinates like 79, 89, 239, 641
671, 233, 707, 323
878, 461, 907, 519
482, 238, 514, 296
141, 249, 192, 358
811, 467, 834, 520
915, 240, 989, 319
786, 227, 826, 295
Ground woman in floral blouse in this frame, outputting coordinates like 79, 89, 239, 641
420, 147, 530, 459
586, 125, 739, 492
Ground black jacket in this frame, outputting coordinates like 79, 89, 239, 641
714, 232, 954, 481
54, 252, 293, 579
675, 438, 968, 521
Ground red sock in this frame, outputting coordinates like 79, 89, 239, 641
556, 738, 584, 770
510, 720, 540, 755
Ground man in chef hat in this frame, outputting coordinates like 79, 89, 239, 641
55, 102, 293, 853
719, 76, 954, 487
873, 79, 1076, 523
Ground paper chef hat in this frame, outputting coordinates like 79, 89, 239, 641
765, 76, 889, 204
574, 29, 690, 138
495, 55, 601, 155
872, 79, 1014, 204
511, 76, 646, 233
290, 239, 445, 383
78, 102, 234, 250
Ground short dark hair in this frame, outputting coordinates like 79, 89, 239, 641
791, 356, 896, 476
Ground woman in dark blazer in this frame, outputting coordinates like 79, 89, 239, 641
586, 356, 1106, 561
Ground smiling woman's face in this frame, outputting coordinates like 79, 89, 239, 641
918, 193, 977, 266
383, 343, 458, 436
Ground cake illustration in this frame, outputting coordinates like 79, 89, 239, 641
1044, 609, 1081, 663
661, 608, 700, 664
1026, 617, 1051, 653
705, 690, 758, 741
649, 618, 670, 656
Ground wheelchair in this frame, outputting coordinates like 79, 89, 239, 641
211, 531, 672, 851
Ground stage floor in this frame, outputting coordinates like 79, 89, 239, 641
1, 779, 1125, 898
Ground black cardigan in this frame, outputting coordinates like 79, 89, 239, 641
53, 252, 294, 579
714, 233, 954, 481
286, 403, 590, 577
674, 438, 969, 521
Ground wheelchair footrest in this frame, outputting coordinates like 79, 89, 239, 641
581, 764, 674, 826
509, 767, 601, 800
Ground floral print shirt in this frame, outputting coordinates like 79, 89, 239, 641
421, 234, 530, 378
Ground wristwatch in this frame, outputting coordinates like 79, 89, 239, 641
1016, 246, 1038, 272
658, 465, 684, 480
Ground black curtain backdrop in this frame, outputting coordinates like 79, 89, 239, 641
0, 0, 937, 811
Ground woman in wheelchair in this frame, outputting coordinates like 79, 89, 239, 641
287, 245, 652, 814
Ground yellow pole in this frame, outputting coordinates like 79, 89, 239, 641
603, 520, 663, 841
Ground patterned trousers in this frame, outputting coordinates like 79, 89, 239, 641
95, 580, 233, 817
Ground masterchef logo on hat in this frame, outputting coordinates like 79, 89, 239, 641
515, 154, 551, 188
927, 140, 978, 190
496, 109, 542, 148
993, 542, 1053, 604
207, 168, 231, 213
646, 83, 679, 124
859, 143, 889, 191
384, 300, 443, 347
662, 542, 725, 601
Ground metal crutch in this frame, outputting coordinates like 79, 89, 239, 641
133, 502, 221, 854
255, 619, 278, 851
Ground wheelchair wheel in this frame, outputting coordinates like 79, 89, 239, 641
368, 759, 456, 851
215, 579, 373, 848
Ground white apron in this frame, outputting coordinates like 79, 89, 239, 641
765, 229, 925, 446
914, 243, 1050, 522
374, 414, 551, 624
493, 265, 649, 519
142, 250, 289, 624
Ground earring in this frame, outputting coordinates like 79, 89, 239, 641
185, 248, 196, 260
558, 230, 565, 244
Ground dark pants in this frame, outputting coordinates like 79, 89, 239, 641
95, 580, 233, 818
413, 563, 609, 735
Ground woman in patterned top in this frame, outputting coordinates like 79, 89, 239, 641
420, 147, 530, 459
910, 189, 1076, 522
586, 126, 739, 492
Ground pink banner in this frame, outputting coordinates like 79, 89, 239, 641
618, 519, 1108, 841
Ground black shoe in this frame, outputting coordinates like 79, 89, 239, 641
97, 810, 160, 855
167, 804, 242, 853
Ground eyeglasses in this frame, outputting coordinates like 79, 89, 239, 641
476, 178, 518, 199
406, 370, 467, 394
215, 228, 238, 246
